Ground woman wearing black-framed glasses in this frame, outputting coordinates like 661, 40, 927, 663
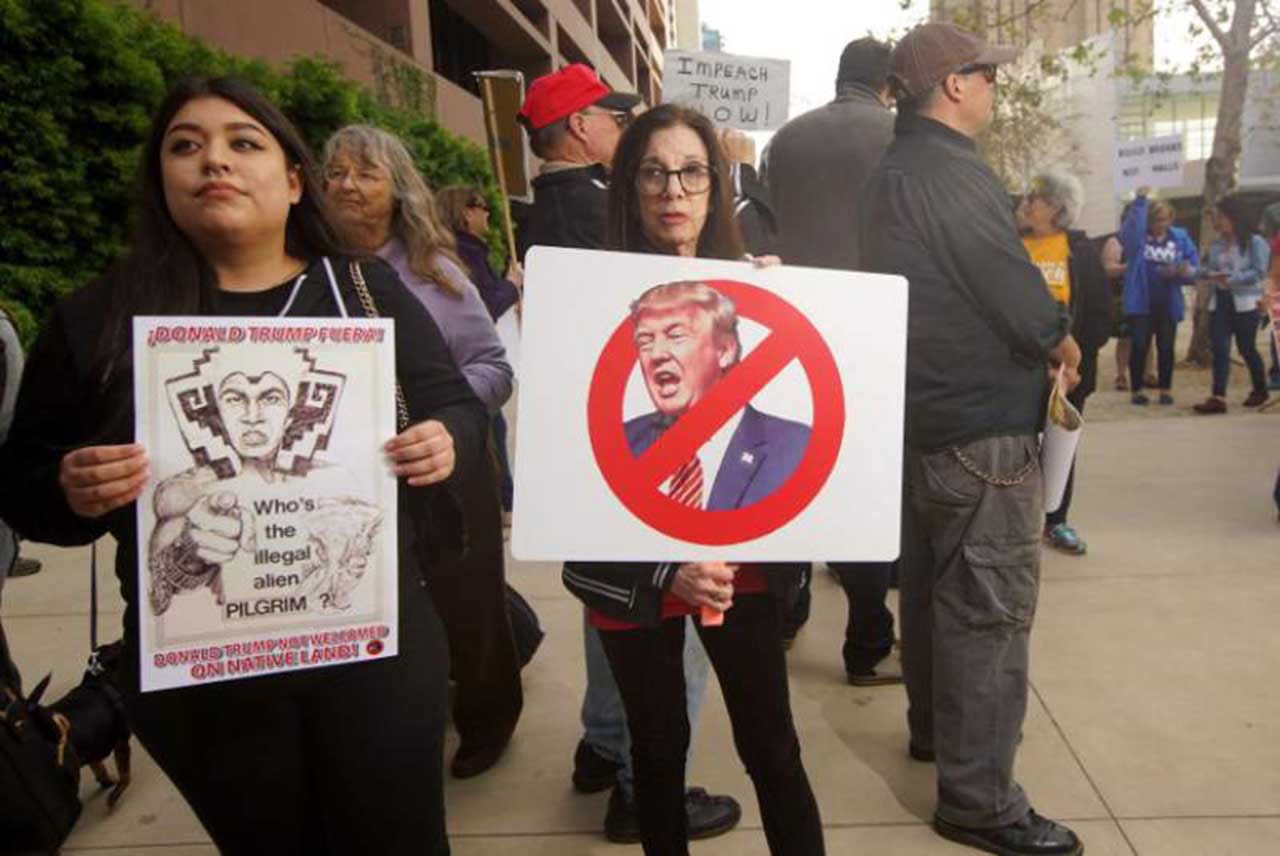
563, 103, 824, 856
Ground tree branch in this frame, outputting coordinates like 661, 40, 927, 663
1188, 0, 1231, 48
1252, 1, 1279, 49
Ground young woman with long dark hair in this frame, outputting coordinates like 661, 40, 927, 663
1193, 194, 1272, 413
0, 77, 485, 854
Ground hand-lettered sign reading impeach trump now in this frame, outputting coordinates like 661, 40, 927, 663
511, 248, 907, 562
661, 50, 790, 131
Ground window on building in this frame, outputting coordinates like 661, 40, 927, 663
429, 0, 492, 97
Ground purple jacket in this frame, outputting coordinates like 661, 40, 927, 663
454, 231, 521, 322
378, 237, 513, 412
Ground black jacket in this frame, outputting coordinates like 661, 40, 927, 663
454, 230, 520, 322
767, 84, 894, 270
860, 113, 1070, 450
516, 163, 611, 261
1064, 229, 1112, 400
731, 163, 779, 256
0, 256, 487, 661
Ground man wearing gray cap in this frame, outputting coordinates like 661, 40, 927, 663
860, 23, 1083, 856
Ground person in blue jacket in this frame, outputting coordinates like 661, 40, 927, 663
1120, 188, 1199, 404
1192, 194, 1272, 413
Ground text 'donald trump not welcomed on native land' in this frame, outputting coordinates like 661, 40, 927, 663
511, 248, 907, 562
133, 317, 399, 692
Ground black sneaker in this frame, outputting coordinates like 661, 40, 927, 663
572, 739, 622, 794
934, 809, 1082, 855
9, 557, 41, 578
603, 785, 742, 844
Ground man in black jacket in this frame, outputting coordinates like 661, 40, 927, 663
768, 37, 895, 270
861, 23, 1083, 856
515, 63, 637, 262
766, 36, 904, 685
516, 64, 741, 844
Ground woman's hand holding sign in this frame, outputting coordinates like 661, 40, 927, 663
385, 419, 456, 486
672, 561, 738, 626
61, 444, 150, 518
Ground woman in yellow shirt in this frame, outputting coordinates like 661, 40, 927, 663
1017, 170, 1112, 555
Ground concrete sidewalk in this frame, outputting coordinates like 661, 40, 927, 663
4, 410, 1278, 855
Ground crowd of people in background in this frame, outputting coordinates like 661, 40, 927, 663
2, 14, 1279, 856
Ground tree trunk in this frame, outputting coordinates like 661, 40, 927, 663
1185, 0, 1258, 366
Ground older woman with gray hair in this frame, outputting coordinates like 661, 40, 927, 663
322, 125, 525, 779
1017, 168, 1112, 555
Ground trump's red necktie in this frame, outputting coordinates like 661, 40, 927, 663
668, 456, 704, 509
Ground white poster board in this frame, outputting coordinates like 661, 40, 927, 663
511, 247, 906, 562
134, 317, 399, 692
1114, 134, 1185, 193
662, 50, 790, 131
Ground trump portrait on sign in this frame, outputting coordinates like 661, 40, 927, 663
626, 280, 811, 510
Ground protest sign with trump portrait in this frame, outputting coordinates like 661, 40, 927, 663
512, 247, 907, 562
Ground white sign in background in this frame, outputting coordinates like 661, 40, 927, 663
134, 317, 399, 692
1114, 133, 1185, 194
512, 247, 906, 563
661, 49, 790, 131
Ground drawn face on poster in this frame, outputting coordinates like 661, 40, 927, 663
149, 346, 381, 621
165, 347, 344, 480
624, 280, 811, 512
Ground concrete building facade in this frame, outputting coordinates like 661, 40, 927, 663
129, 0, 693, 146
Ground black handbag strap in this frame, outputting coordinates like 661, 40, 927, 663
87, 543, 103, 676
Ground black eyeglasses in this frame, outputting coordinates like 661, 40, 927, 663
466, 200, 491, 212
580, 109, 632, 128
956, 63, 998, 84
635, 164, 713, 197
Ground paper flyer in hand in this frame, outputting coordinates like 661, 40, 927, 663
133, 317, 398, 692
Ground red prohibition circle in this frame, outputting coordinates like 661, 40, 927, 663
587, 279, 845, 545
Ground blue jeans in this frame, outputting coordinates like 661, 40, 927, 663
582, 614, 710, 795
1210, 297, 1266, 397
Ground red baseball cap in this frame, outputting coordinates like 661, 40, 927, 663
518, 63, 641, 130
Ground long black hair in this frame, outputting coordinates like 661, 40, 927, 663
94, 76, 343, 379
1214, 193, 1258, 253
607, 103, 744, 261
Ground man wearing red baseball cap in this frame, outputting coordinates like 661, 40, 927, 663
860, 21, 1083, 856
516, 64, 742, 845
514, 64, 640, 260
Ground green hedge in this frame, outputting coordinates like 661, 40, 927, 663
0, 0, 505, 346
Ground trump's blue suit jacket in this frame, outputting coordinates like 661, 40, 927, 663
563, 404, 810, 626
623, 405, 811, 511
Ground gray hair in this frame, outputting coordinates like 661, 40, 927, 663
322, 124, 463, 296
1029, 168, 1085, 230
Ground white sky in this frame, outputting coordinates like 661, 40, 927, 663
696, 0, 1214, 124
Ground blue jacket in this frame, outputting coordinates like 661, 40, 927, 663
623, 405, 811, 512
1121, 196, 1199, 320
1206, 234, 1271, 314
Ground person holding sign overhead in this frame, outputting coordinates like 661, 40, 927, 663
0, 77, 486, 855
563, 103, 824, 856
